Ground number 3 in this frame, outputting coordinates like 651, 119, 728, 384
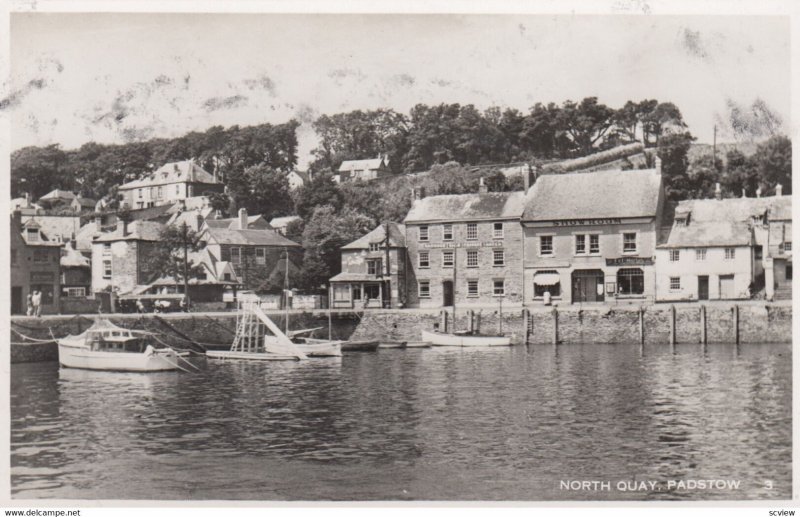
765, 480, 773, 490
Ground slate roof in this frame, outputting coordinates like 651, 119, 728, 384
522, 168, 662, 222
40, 189, 76, 201
204, 215, 272, 230
288, 170, 309, 182
675, 195, 791, 222
660, 221, 753, 248
119, 161, 219, 190
339, 157, 386, 172
61, 247, 91, 268
94, 221, 165, 243
342, 222, 406, 250
329, 272, 385, 282
405, 191, 526, 224
269, 215, 302, 229
204, 227, 301, 247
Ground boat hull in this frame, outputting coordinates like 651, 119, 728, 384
205, 350, 301, 361
296, 339, 343, 357
58, 343, 179, 372
421, 330, 512, 347
341, 340, 380, 352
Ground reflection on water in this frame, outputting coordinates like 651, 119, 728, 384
10, 343, 791, 501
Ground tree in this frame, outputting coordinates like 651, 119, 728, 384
556, 97, 616, 155
722, 149, 759, 197
751, 135, 792, 195
224, 164, 294, 219
293, 174, 344, 219
145, 223, 206, 306
685, 154, 722, 199
11, 145, 70, 199
642, 102, 686, 146
657, 132, 696, 202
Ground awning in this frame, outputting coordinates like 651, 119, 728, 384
534, 272, 561, 286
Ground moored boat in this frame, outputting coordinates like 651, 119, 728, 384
57, 320, 181, 372
341, 340, 380, 352
421, 329, 512, 347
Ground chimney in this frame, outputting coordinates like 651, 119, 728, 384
118, 219, 129, 236
238, 208, 248, 230
655, 156, 662, 175
478, 177, 488, 194
776, 183, 783, 197
94, 215, 103, 232
741, 188, 747, 198
715, 183, 722, 200
756, 187, 762, 198
173, 163, 179, 173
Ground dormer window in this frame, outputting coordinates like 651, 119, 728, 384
369, 243, 381, 252
26, 228, 39, 242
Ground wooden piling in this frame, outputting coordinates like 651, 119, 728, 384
700, 305, 707, 346
468, 310, 474, 333
733, 304, 739, 345
476, 311, 482, 334
552, 307, 559, 345
523, 308, 530, 345
669, 305, 676, 349
441, 310, 448, 333
638, 307, 645, 345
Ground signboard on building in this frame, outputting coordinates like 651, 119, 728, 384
553, 218, 623, 227
605, 257, 654, 266
30, 272, 55, 282
420, 241, 504, 249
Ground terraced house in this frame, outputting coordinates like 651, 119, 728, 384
403, 182, 526, 308
520, 163, 665, 304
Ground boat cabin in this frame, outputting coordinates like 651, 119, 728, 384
86, 329, 152, 353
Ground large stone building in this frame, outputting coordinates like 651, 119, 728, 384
404, 185, 526, 308
91, 220, 163, 295
521, 164, 665, 304
329, 222, 407, 309
10, 212, 64, 315
655, 186, 791, 301
118, 160, 225, 209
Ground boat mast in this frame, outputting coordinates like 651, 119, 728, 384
452, 245, 457, 332
283, 247, 290, 335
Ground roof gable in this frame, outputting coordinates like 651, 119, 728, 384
342, 222, 406, 249
119, 160, 219, 190
404, 191, 525, 224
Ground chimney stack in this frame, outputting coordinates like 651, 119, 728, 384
776, 183, 783, 197
239, 208, 248, 230
655, 156, 662, 175
478, 177, 488, 194
742, 188, 747, 198
715, 183, 722, 200
756, 187, 762, 198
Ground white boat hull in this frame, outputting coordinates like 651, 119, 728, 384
58, 343, 179, 372
205, 350, 301, 361
421, 330, 512, 347
296, 339, 344, 357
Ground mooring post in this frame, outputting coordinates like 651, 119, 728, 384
476, 311, 482, 335
669, 305, 676, 350
523, 308, 530, 345
700, 305, 707, 346
733, 304, 739, 345
552, 307, 559, 345
638, 306, 645, 346
468, 310, 474, 333
441, 310, 448, 333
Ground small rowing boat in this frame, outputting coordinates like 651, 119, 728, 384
421, 329, 512, 347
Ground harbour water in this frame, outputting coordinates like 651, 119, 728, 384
10, 343, 791, 501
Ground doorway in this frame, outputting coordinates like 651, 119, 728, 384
442, 280, 454, 307
11, 286, 22, 315
719, 275, 735, 299
698, 276, 709, 300
571, 270, 605, 303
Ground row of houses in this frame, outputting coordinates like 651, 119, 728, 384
330, 160, 792, 309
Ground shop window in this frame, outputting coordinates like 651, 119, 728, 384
540, 235, 553, 256
418, 280, 431, 298
30, 284, 54, 305
364, 285, 380, 300
466, 250, 478, 268
63, 287, 86, 298
442, 250, 454, 268
617, 268, 644, 295
443, 224, 453, 241
724, 248, 736, 260
533, 270, 561, 297
493, 249, 505, 266
589, 234, 600, 254
575, 235, 586, 255
493, 280, 505, 296
466, 223, 478, 240
669, 277, 681, 290
418, 251, 430, 268
333, 285, 350, 301
419, 226, 429, 241
695, 249, 706, 261
669, 250, 680, 262
623, 233, 637, 253
467, 280, 479, 297
493, 222, 504, 239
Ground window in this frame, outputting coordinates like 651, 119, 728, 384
33, 249, 49, 263
669, 277, 681, 290
784, 242, 792, 252
442, 250, 454, 268
333, 285, 350, 301
419, 226, 429, 241
352, 285, 362, 300
466, 223, 478, 240
443, 224, 453, 241
575, 235, 586, 254
230, 247, 241, 264
103, 243, 111, 256
623, 233, 637, 253
255, 247, 266, 265
175, 184, 180, 196
540, 235, 553, 256
493, 249, 505, 266
103, 259, 112, 279
724, 248, 736, 260
589, 234, 600, 254
493, 222, 504, 239
533, 270, 561, 298
367, 259, 382, 276
467, 280, 479, 297
157, 186, 163, 199
369, 243, 381, 252
30, 284, 54, 305
418, 251, 430, 268
63, 287, 86, 298
754, 245, 763, 260
466, 250, 478, 268
223, 273, 231, 281
138, 189, 143, 199
617, 268, 644, 295
695, 249, 706, 261
11, 250, 17, 266
669, 250, 680, 262
493, 279, 505, 296
674, 217, 687, 227
26, 229, 39, 242
418, 280, 431, 298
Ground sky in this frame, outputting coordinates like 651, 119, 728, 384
5, 13, 792, 169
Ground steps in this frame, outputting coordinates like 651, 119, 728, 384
774, 285, 793, 301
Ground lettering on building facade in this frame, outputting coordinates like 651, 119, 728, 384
419, 241, 505, 249
605, 256, 655, 266
552, 218, 624, 227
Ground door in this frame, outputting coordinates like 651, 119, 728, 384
442, 280, 454, 307
719, 275, 735, 299
11, 287, 22, 315
698, 276, 709, 300
571, 270, 605, 303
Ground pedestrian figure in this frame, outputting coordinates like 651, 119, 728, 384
32, 290, 42, 317
26, 292, 33, 316
136, 299, 145, 314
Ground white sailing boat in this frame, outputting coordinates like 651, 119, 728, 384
58, 319, 183, 372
